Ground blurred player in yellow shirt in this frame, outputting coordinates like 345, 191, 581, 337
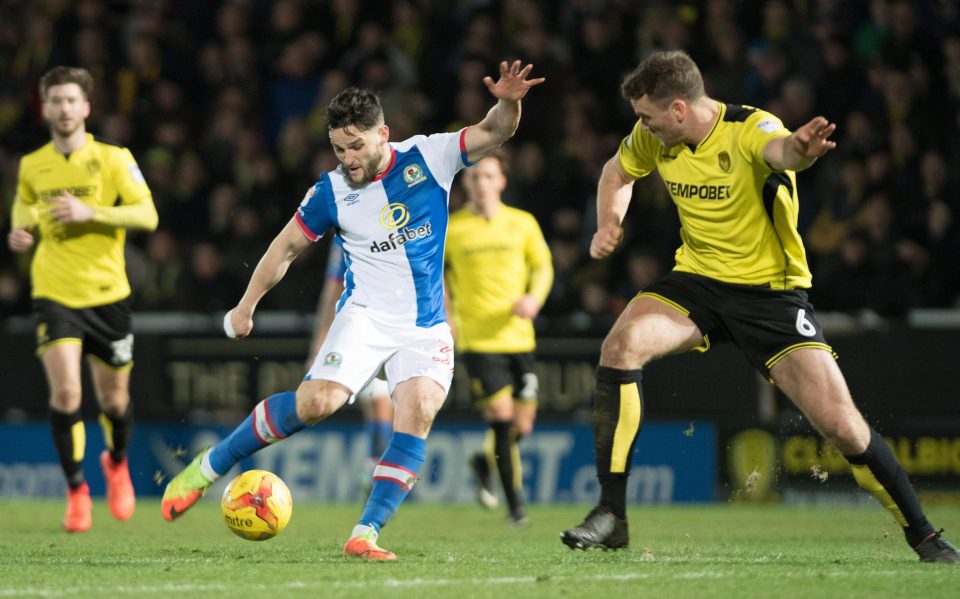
7, 66, 157, 533
445, 152, 552, 526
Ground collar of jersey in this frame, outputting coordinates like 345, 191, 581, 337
371, 147, 397, 182
54, 133, 94, 160
697, 101, 724, 151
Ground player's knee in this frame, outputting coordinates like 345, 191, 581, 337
98, 392, 129, 416
396, 394, 442, 434
600, 328, 649, 368
515, 420, 533, 438
296, 387, 341, 424
410, 393, 443, 422
484, 398, 513, 422
821, 417, 867, 455
50, 385, 82, 411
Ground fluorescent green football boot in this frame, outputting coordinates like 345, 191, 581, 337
161, 450, 213, 521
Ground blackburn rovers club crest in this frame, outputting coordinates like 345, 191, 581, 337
323, 352, 342, 366
718, 151, 731, 173
402, 163, 427, 187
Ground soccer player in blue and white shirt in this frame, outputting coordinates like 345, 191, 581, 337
161, 60, 544, 560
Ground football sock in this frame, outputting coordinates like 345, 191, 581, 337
482, 428, 496, 477
366, 419, 392, 458
207, 391, 304, 477
99, 406, 132, 463
359, 432, 425, 532
51, 408, 85, 488
491, 420, 523, 513
845, 427, 934, 546
593, 366, 644, 520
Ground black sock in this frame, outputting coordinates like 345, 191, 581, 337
99, 406, 133, 463
50, 409, 85, 488
593, 366, 644, 520
491, 420, 523, 514
846, 427, 934, 547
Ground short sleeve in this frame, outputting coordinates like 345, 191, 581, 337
618, 120, 658, 179
410, 129, 469, 190
741, 110, 791, 166
294, 174, 337, 242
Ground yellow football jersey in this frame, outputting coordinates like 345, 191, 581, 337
619, 102, 812, 289
11, 134, 157, 308
445, 204, 553, 353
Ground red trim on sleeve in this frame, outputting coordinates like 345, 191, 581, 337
294, 212, 320, 241
371, 148, 397, 182
459, 127, 469, 153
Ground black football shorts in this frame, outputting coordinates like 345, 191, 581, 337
460, 352, 539, 406
638, 271, 835, 378
33, 297, 134, 369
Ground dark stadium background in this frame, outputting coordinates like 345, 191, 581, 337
1, 1, 958, 503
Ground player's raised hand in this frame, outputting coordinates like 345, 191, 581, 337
48, 190, 94, 223
7, 226, 34, 252
483, 60, 545, 102
791, 116, 837, 159
590, 223, 623, 259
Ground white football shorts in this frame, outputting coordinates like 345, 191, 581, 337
305, 304, 454, 403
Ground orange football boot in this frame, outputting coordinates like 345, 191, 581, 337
64, 482, 92, 533
343, 529, 398, 561
100, 450, 135, 521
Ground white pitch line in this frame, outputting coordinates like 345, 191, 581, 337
0, 567, 910, 597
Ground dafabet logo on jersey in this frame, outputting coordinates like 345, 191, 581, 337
371, 202, 433, 252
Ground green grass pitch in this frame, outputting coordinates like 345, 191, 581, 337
1, 501, 958, 598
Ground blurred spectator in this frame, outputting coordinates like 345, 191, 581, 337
0, 0, 958, 322
179, 242, 240, 312
815, 193, 916, 316
138, 230, 184, 310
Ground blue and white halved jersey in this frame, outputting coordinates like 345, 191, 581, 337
296, 129, 472, 328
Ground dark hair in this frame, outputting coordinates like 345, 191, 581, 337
620, 50, 704, 104
478, 149, 509, 177
325, 87, 384, 131
40, 66, 94, 100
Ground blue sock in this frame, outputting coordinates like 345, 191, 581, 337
359, 432, 425, 532
368, 420, 392, 457
207, 391, 304, 476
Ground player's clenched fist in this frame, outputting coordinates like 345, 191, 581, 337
47, 191, 94, 223
7, 226, 35, 252
590, 224, 623, 259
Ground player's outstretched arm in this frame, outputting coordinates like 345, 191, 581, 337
227, 217, 312, 339
590, 155, 635, 260
463, 60, 544, 164
764, 116, 837, 172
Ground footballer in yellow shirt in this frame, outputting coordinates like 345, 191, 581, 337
445, 153, 552, 525
560, 51, 958, 565
7, 67, 156, 533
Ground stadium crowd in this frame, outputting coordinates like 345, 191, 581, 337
2, 0, 959, 325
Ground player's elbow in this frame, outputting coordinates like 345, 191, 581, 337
144, 209, 159, 232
